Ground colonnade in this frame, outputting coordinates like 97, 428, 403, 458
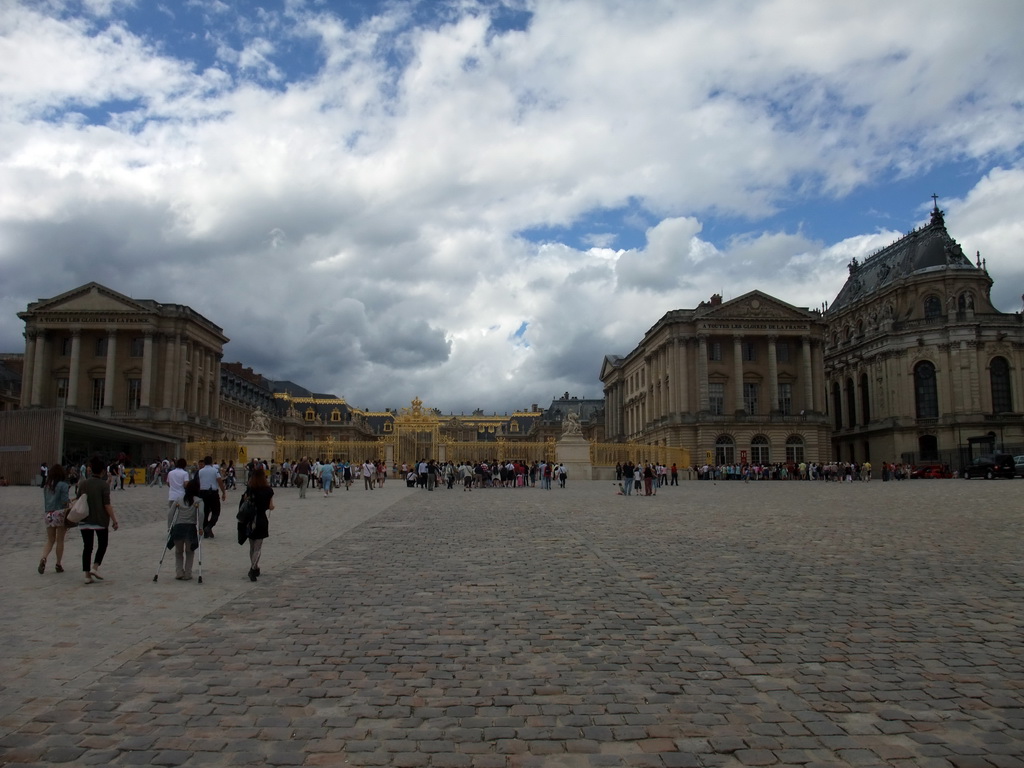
605, 333, 824, 440
21, 326, 222, 420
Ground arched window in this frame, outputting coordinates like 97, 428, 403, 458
856, 320, 865, 337
714, 435, 735, 465
923, 295, 942, 319
991, 356, 1012, 413
845, 377, 856, 428
859, 372, 871, 424
832, 381, 843, 430
785, 435, 805, 464
750, 434, 770, 465
914, 361, 939, 419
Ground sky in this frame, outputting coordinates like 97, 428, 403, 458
2, 0, 1023, 414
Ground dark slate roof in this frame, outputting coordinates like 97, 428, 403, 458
541, 395, 604, 424
270, 380, 340, 400
829, 205, 979, 314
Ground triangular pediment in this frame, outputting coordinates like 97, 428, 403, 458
600, 354, 624, 380
699, 290, 814, 321
26, 283, 150, 314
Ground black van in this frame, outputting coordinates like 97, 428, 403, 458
963, 453, 1016, 479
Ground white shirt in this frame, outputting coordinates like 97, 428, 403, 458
167, 467, 189, 501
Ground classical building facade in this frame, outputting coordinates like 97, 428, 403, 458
17, 282, 228, 442
824, 202, 1024, 465
601, 291, 830, 466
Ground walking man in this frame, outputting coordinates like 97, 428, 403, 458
198, 456, 226, 538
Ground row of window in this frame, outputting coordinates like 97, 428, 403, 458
832, 291, 977, 346
712, 434, 805, 465
832, 356, 1014, 429
706, 382, 794, 416
706, 340, 792, 363
56, 335, 203, 363
55, 377, 141, 410
626, 341, 795, 394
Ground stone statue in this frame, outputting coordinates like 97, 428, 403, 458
562, 410, 583, 436
250, 408, 270, 433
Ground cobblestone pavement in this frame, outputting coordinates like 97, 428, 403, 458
0, 478, 1022, 767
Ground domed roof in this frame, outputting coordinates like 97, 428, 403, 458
828, 202, 978, 314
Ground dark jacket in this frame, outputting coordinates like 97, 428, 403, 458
237, 485, 273, 543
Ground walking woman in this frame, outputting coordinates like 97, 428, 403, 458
168, 476, 202, 580
39, 463, 70, 574
239, 467, 274, 582
77, 456, 120, 584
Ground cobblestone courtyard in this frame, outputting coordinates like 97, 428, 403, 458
0, 478, 1021, 767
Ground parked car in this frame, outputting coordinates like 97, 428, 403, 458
963, 453, 1016, 479
1015, 455, 1024, 478
910, 464, 953, 479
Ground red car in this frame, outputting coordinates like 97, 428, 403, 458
910, 464, 953, 479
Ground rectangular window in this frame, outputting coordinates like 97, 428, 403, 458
130, 337, 145, 357
92, 378, 105, 410
778, 382, 792, 415
60, 337, 73, 356
742, 342, 757, 362
56, 378, 68, 406
776, 342, 790, 363
127, 378, 142, 410
95, 337, 107, 357
708, 383, 724, 416
743, 383, 759, 414
708, 342, 722, 362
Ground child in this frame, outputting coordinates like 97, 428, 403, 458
168, 477, 202, 580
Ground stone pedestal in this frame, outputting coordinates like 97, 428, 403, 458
240, 431, 276, 467
556, 434, 593, 482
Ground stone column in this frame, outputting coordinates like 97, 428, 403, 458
813, 339, 826, 413
767, 335, 779, 412
968, 341, 982, 413
201, 351, 211, 417
802, 336, 814, 414
678, 338, 690, 415
163, 334, 177, 409
141, 332, 154, 408
697, 335, 709, 412
665, 344, 674, 417
177, 339, 188, 413
733, 334, 744, 414
67, 329, 82, 408
103, 329, 117, 408
21, 329, 37, 408
937, 343, 954, 415
212, 354, 222, 421
31, 330, 47, 407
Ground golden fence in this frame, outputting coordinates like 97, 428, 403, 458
183, 438, 690, 474
442, 440, 556, 465
183, 441, 245, 466
590, 443, 691, 469
271, 440, 388, 464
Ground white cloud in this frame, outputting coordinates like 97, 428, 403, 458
1, 0, 1023, 411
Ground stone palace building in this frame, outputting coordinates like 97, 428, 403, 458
601, 200, 1024, 467
600, 291, 831, 467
